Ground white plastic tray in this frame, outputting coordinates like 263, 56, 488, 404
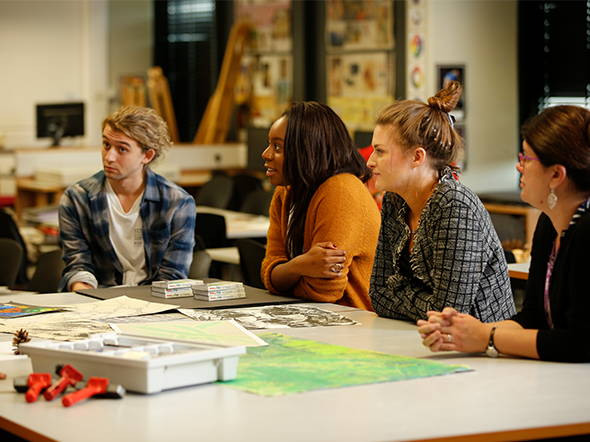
19, 333, 246, 394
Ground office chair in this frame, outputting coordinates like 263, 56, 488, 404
0, 238, 24, 289
188, 250, 212, 279
195, 213, 232, 279
235, 239, 267, 290
195, 213, 230, 249
194, 233, 207, 252
195, 174, 234, 209
240, 189, 274, 217
26, 249, 65, 293
0, 208, 30, 287
228, 173, 263, 211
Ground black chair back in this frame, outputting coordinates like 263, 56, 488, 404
195, 174, 234, 209
27, 249, 65, 293
236, 238, 267, 290
0, 208, 29, 286
240, 189, 274, 217
229, 173, 263, 211
195, 213, 230, 249
0, 238, 24, 289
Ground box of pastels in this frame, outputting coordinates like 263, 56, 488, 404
19, 333, 246, 394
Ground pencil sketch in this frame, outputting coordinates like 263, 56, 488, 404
0, 296, 176, 341
104, 312, 188, 324
178, 305, 359, 330
65, 296, 179, 320
0, 318, 114, 341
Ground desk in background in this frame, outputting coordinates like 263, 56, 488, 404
478, 191, 540, 249
11, 143, 248, 221
15, 178, 64, 221
508, 262, 530, 281
206, 247, 240, 265
197, 206, 270, 240
0, 293, 589, 442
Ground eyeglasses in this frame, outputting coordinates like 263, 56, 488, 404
518, 152, 540, 168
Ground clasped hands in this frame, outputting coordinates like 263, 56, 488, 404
296, 241, 347, 279
417, 307, 489, 353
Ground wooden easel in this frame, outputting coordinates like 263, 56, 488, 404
194, 22, 250, 144
120, 76, 147, 107
147, 66, 181, 143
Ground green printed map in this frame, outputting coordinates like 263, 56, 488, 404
224, 333, 470, 396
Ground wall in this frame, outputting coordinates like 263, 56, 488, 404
108, 0, 153, 113
0, 1, 108, 149
0, 0, 520, 194
425, 0, 519, 193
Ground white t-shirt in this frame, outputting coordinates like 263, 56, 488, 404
105, 180, 147, 286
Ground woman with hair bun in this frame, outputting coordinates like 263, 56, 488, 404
419, 105, 590, 362
367, 81, 516, 322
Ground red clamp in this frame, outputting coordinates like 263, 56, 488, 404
25, 373, 52, 403
44, 364, 83, 401
62, 377, 109, 407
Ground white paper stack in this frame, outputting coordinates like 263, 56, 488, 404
192, 281, 246, 301
152, 279, 204, 298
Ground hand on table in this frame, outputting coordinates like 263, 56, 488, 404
71, 282, 94, 292
417, 307, 489, 353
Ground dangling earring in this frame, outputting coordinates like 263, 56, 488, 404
548, 187, 557, 210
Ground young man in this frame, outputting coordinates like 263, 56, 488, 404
58, 106, 196, 292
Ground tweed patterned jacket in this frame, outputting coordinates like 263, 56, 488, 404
369, 172, 516, 322
58, 168, 196, 291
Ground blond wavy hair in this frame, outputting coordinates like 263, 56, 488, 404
102, 106, 172, 164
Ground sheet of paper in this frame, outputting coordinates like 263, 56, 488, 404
0, 296, 178, 341
178, 304, 359, 329
113, 320, 267, 347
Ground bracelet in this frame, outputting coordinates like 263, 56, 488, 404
485, 326, 499, 358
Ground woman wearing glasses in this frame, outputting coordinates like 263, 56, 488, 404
419, 105, 590, 362
367, 81, 516, 322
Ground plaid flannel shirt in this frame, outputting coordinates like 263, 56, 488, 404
58, 168, 195, 291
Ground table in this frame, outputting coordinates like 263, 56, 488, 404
0, 294, 588, 442
508, 262, 530, 281
15, 178, 64, 221
206, 246, 240, 265
197, 206, 270, 239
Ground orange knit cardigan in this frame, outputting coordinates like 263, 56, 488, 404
261, 173, 381, 310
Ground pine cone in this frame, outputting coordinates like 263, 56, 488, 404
12, 329, 31, 355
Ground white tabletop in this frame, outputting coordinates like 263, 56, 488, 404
206, 246, 240, 265
0, 298, 588, 442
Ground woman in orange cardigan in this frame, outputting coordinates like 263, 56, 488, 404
260, 101, 381, 310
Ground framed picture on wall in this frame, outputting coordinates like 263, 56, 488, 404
437, 65, 465, 120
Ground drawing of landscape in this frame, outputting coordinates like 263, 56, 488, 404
179, 304, 358, 329
224, 333, 471, 396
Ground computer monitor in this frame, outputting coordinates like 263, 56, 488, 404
36, 102, 85, 146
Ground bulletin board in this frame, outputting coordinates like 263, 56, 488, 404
325, 0, 395, 131
234, 0, 293, 129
